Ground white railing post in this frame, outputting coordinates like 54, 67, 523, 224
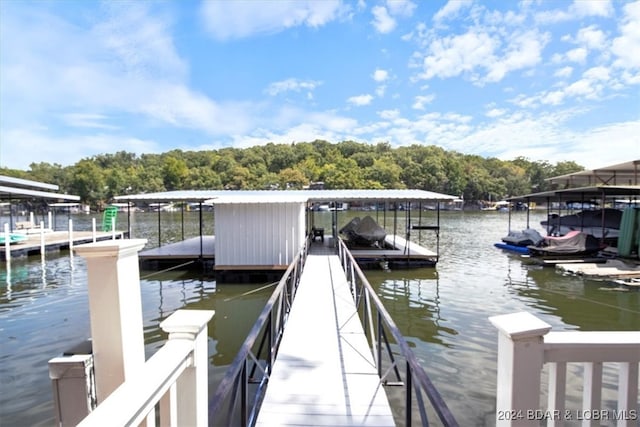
74, 239, 148, 403
159, 310, 214, 427
489, 312, 552, 426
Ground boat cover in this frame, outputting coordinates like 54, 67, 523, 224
528, 231, 600, 255
501, 228, 544, 246
339, 216, 386, 246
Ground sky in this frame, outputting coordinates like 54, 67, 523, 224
1, 0, 639, 171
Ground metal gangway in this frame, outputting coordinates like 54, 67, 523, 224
209, 236, 458, 426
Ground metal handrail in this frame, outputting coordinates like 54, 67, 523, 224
208, 238, 309, 426
337, 238, 458, 427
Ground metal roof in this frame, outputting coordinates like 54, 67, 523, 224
507, 185, 640, 202
546, 160, 640, 186
0, 185, 80, 201
115, 189, 458, 204
0, 175, 59, 191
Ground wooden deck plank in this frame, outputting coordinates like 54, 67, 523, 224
255, 255, 395, 427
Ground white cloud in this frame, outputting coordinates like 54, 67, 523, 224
554, 66, 573, 78
611, 1, 640, 70
536, 0, 614, 24
485, 30, 549, 83
575, 25, 608, 50
566, 47, 588, 64
200, 0, 346, 40
485, 108, 506, 118
60, 113, 118, 130
371, 6, 396, 33
419, 30, 497, 80
412, 95, 436, 110
433, 0, 473, 23
0, 128, 159, 169
570, 0, 614, 18
265, 78, 322, 96
372, 68, 389, 82
386, 0, 417, 18
347, 94, 374, 106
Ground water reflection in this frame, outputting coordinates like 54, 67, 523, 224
1, 210, 638, 426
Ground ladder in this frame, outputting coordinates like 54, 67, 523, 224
102, 206, 118, 231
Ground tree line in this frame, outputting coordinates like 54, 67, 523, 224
1, 140, 583, 209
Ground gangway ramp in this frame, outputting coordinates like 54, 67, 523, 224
255, 254, 395, 426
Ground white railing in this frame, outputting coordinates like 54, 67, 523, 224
78, 309, 214, 427
490, 312, 639, 427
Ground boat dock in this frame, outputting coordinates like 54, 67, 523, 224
137, 233, 437, 272
255, 252, 395, 426
0, 230, 124, 258
556, 258, 640, 279
138, 236, 216, 269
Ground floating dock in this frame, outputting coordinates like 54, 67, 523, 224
556, 259, 640, 279
0, 230, 124, 258
255, 254, 395, 426
138, 236, 216, 269
137, 233, 438, 273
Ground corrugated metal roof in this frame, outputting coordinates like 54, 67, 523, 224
0, 175, 59, 191
0, 185, 80, 201
507, 185, 640, 202
115, 189, 458, 204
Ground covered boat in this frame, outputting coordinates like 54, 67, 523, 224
527, 230, 602, 257
339, 215, 386, 247
541, 208, 622, 239
494, 228, 544, 254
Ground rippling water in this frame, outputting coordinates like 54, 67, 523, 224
0, 210, 638, 426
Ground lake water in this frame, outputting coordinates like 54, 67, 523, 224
0, 210, 638, 426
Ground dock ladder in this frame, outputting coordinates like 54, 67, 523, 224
101, 206, 118, 231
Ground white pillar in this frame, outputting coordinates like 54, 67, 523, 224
489, 312, 552, 427
74, 239, 148, 403
160, 309, 214, 427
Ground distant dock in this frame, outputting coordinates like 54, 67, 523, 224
0, 230, 125, 258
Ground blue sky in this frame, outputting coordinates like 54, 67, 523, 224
1, 0, 638, 171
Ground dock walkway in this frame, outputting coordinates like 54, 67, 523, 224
0, 230, 124, 257
255, 254, 395, 426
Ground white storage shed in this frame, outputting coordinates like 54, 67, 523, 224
213, 193, 307, 271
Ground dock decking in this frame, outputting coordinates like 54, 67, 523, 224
138, 236, 216, 261
255, 254, 395, 426
0, 230, 124, 257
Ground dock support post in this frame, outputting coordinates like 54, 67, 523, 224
74, 239, 148, 404
159, 309, 214, 427
489, 312, 551, 426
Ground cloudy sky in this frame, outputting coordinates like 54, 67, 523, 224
1, 0, 638, 170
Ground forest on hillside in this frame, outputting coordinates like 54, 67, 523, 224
1, 140, 583, 209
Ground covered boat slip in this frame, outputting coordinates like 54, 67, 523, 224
255, 254, 394, 426
115, 189, 456, 273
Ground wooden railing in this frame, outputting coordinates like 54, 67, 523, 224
77, 309, 214, 427
208, 239, 308, 426
490, 311, 639, 427
337, 238, 459, 426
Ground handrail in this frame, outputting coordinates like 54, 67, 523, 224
490, 312, 640, 427
337, 237, 458, 427
78, 309, 214, 427
208, 238, 309, 426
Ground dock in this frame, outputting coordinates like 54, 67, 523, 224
0, 230, 124, 257
138, 236, 215, 269
556, 258, 640, 279
137, 233, 438, 272
350, 234, 438, 268
254, 253, 395, 426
